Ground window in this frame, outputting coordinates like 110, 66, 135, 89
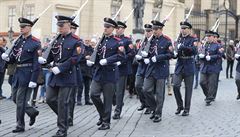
111, 5, 120, 20
178, 0, 185, 3
211, 0, 219, 10
8, 6, 16, 28
230, 0, 237, 14
194, 0, 201, 12
25, 4, 35, 21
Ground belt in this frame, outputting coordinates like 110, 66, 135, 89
179, 56, 194, 59
16, 63, 32, 68
55, 62, 63, 66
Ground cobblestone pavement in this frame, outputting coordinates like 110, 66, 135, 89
1, 64, 240, 137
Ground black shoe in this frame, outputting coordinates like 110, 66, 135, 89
149, 113, 155, 120
112, 114, 120, 120
77, 102, 82, 106
230, 76, 234, 79
175, 107, 183, 115
96, 120, 102, 126
153, 115, 161, 122
29, 111, 39, 126
194, 86, 197, 89
68, 119, 73, 127
52, 130, 67, 137
182, 111, 189, 116
144, 108, 151, 115
137, 105, 145, 111
206, 100, 211, 106
12, 127, 25, 133
85, 101, 93, 105
0, 96, 6, 100
237, 94, 240, 100
98, 123, 110, 130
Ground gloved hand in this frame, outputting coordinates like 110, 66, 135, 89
206, 55, 211, 61
52, 67, 61, 75
1, 53, 9, 61
86, 60, 94, 66
151, 56, 157, 63
28, 81, 37, 88
99, 59, 107, 66
116, 61, 121, 66
199, 53, 205, 58
177, 43, 181, 49
235, 54, 240, 59
141, 51, 148, 57
38, 57, 47, 64
135, 54, 142, 60
144, 58, 150, 64
174, 51, 178, 57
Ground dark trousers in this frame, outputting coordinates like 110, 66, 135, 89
226, 60, 234, 78
143, 77, 165, 116
213, 73, 220, 99
200, 73, 218, 101
128, 74, 136, 95
0, 70, 5, 96
12, 86, 39, 129
77, 76, 91, 103
46, 86, 72, 132
135, 75, 146, 107
68, 88, 77, 122
194, 68, 200, 88
114, 76, 127, 115
90, 80, 115, 124
31, 85, 40, 105
173, 74, 194, 111
235, 79, 240, 95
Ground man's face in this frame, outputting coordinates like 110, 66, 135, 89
58, 22, 71, 35
153, 27, 162, 36
145, 30, 153, 38
20, 25, 31, 35
104, 25, 114, 35
207, 35, 214, 42
116, 27, 125, 35
180, 27, 190, 36
84, 39, 91, 45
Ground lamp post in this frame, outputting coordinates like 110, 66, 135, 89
224, 0, 230, 46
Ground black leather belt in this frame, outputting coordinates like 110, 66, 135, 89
179, 56, 194, 59
16, 63, 32, 67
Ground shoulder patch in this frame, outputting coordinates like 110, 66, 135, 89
32, 36, 40, 42
163, 35, 171, 41
72, 34, 80, 40
113, 36, 121, 41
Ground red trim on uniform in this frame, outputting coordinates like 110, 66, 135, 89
72, 34, 80, 40
113, 36, 121, 41
163, 35, 171, 41
32, 36, 40, 42
124, 36, 131, 39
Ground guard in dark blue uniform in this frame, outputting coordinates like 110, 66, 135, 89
87, 17, 125, 130
234, 41, 240, 100
199, 30, 222, 106
135, 24, 153, 114
142, 20, 173, 122
1, 17, 40, 133
112, 21, 135, 120
68, 22, 85, 127
173, 21, 197, 116
44, 15, 83, 137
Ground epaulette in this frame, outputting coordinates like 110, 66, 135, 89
113, 36, 121, 41
32, 36, 40, 42
163, 35, 171, 41
124, 36, 131, 39
72, 34, 80, 40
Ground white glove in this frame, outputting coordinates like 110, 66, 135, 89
151, 56, 157, 63
235, 54, 240, 59
116, 61, 121, 66
86, 60, 94, 66
206, 55, 211, 61
28, 81, 37, 88
52, 67, 61, 75
1, 53, 9, 61
99, 59, 107, 66
38, 57, 47, 64
177, 43, 181, 49
141, 51, 148, 57
174, 51, 178, 57
199, 53, 205, 59
144, 58, 150, 64
135, 54, 143, 60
